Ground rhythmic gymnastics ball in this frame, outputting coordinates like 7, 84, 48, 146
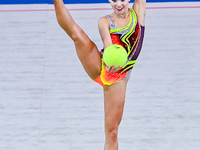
103, 44, 128, 68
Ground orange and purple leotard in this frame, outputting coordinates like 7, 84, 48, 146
94, 9, 145, 87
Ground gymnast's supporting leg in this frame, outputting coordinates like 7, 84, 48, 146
103, 80, 128, 150
53, 0, 102, 79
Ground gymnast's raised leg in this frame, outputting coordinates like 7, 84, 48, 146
53, 0, 102, 79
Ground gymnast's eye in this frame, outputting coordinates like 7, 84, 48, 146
112, 0, 126, 2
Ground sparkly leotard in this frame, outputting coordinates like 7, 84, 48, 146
94, 9, 145, 86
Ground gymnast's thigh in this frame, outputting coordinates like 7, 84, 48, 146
73, 29, 102, 79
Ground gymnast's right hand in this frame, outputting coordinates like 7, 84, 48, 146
103, 62, 123, 73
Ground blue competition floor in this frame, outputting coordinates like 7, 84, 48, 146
0, 2, 200, 150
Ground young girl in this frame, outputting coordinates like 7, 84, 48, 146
52, 0, 146, 149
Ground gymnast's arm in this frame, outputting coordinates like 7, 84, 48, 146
98, 16, 113, 49
98, 17, 123, 73
132, 0, 146, 26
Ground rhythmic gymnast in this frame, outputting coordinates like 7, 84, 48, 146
52, 0, 146, 149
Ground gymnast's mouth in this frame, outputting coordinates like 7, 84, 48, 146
116, 8, 123, 11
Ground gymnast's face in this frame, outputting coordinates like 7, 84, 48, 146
109, 0, 130, 15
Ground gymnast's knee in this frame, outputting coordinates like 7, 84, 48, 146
70, 27, 89, 43
105, 126, 118, 143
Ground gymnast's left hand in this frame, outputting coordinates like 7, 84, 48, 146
103, 62, 123, 73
